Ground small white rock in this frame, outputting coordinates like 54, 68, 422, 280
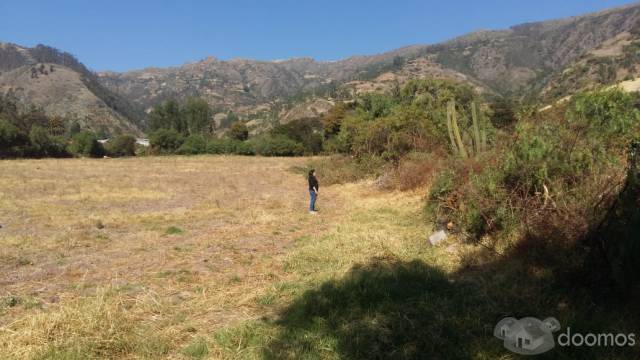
429, 230, 447, 246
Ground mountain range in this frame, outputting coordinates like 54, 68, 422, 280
2, 3, 640, 135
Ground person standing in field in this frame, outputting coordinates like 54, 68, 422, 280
308, 169, 319, 214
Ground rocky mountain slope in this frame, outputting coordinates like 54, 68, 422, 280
97, 3, 640, 129
425, 3, 640, 95
0, 43, 144, 135
541, 21, 640, 101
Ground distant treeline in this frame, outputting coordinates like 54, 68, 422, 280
146, 97, 323, 156
0, 78, 511, 159
0, 94, 137, 159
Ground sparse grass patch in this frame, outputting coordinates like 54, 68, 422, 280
3, 296, 20, 308
181, 337, 209, 359
165, 226, 184, 235
213, 321, 277, 360
294, 234, 311, 243
16, 256, 33, 266
256, 292, 276, 306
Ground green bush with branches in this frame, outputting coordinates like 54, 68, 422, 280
69, 131, 104, 157
149, 129, 184, 154
106, 134, 137, 157
252, 135, 304, 157
178, 134, 208, 155
426, 87, 640, 245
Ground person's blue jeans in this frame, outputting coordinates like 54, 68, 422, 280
309, 190, 317, 211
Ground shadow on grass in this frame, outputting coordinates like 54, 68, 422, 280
263, 253, 640, 360
264, 257, 499, 359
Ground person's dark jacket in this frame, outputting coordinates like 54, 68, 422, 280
308, 175, 319, 192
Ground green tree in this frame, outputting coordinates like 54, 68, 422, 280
322, 103, 348, 138
0, 118, 24, 157
149, 128, 184, 153
253, 135, 304, 156
68, 121, 82, 137
357, 93, 394, 119
29, 126, 67, 157
18, 106, 49, 134
69, 131, 104, 157
48, 115, 66, 136
272, 118, 323, 154
148, 99, 184, 133
107, 134, 137, 157
29, 125, 54, 155
228, 121, 249, 141
178, 134, 208, 155
182, 98, 213, 135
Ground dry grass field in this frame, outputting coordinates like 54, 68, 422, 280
0, 155, 453, 359
1, 156, 638, 360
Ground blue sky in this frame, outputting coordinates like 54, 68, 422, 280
0, 0, 637, 72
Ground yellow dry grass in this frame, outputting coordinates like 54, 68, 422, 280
0, 155, 462, 359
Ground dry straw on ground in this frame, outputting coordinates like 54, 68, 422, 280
0, 155, 455, 358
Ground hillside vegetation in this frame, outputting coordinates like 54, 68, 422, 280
0, 94, 142, 159
0, 44, 144, 136
314, 79, 640, 293
4, 5, 640, 135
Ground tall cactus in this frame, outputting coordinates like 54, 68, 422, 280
448, 100, 468, 159
445, 99, 488, 158
481, 129, 487, 153
446, 103, 458, 155
471, 101, 482, 155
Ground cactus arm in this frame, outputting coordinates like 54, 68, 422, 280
472, 101, 481, 155
450, 100, 469, 159
446, 102, 458, 155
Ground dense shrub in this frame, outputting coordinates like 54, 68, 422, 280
150, 129, 184, 154
272, 118, 323, 154
205, 138, 253, 155
227, 122, 249, 141
426, 88, 640, 245
322, 102, 349, 138
583, 140, 640, 292
0, 118, 26, 157
28, 125, 68, 157
1, 98, 76, 158
324, 79, 478, 160
106, 134, 136, 157
488, 96, 518, 129
178, 134, 208, 155
569, 87, 639, 144
386, 152, 442, 191
69, 131, 104, 157
206, 138, 235, 154
253, 135, 304, 157
233, 140, 256, 155
504, 88, 638, 194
